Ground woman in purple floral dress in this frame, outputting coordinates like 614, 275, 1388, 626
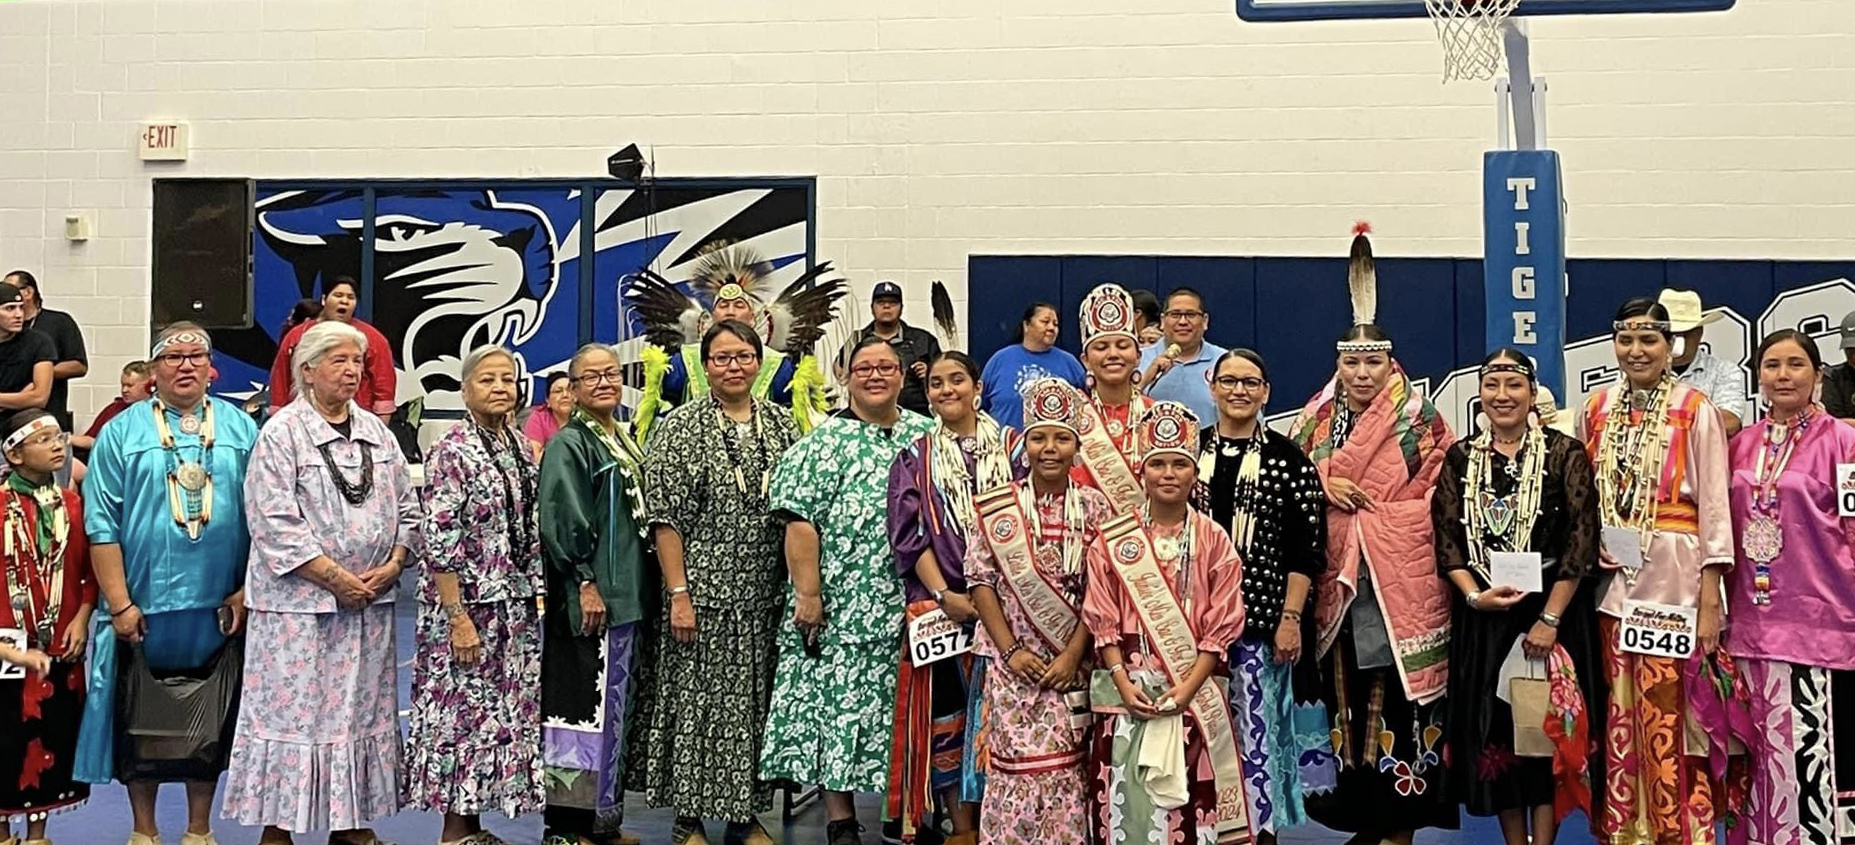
404, 346, 546, 845
222, 321, 421, 845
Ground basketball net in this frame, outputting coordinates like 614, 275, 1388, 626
1423, 0, 1523, 82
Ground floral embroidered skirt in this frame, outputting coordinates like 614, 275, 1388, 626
758, 635, 898, 793
221, 605, 403, 832
402, 598, 544, 818
629, 604, 781, 822
976, 651, 1086, 845
0, 657, 88, 820
1734, 658, 1855, 845
1304, 626, 1458, 837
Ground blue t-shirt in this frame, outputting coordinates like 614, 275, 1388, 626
979, 344, 1087, 430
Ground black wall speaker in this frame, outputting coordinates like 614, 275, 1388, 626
151, 178, 254, 329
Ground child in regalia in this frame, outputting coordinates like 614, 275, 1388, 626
0, 408, 94, 845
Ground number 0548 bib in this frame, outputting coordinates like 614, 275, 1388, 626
1618, 600, 1698, 660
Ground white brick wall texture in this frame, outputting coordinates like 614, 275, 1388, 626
0, 0, 1851, 422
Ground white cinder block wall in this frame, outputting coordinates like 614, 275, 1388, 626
0, 0, 1850, 422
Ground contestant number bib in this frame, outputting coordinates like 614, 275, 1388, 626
908, 609, 974, 666
1838, 463, 1855, 518
1619, 600, 1697, 660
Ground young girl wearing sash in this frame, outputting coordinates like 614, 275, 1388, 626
0, 409, 93, 845
886, 352, 1026, 845
1582, 298, 1741, 845
1195, 349, 1333, 844
1084, 401, 1249, 845
962, 378, 1112, 845
1433, 349, 1605, 845
1071, 284, 1153, 515
1290, 226, 1457, 845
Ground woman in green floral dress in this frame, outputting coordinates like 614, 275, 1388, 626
761, 336, 937, 845
632, 321, 801, 845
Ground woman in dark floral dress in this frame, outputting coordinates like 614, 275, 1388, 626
404, 346, 546, 845
0, 408, 93, 845
630, 321, 800, 845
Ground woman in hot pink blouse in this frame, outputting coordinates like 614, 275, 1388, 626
1727, 329, 1855, 845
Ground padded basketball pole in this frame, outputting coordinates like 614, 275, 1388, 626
1497, 20, 1546, 150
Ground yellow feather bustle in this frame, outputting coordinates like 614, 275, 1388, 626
634, 345, 671, 446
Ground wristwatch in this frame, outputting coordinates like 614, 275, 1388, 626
1538, 611, 1562, 629
930, 588, 945, 603
1467, 590, 1483, 609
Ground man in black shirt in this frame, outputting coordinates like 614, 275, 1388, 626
0, 284, 55, 411
5, 270, 88, 429
847, 281, 940, 416
1823, 310, 1855, 425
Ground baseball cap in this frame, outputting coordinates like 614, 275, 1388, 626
1840, 311, 1855, 350
872, 281, 903, 301
0, 284, 22, 306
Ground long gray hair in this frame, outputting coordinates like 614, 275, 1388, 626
292, 320, 367, 396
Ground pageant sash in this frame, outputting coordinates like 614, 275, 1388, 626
1074, 402, 1145, 514
1099, 513, 1251, 845
976, 486, 1078, 654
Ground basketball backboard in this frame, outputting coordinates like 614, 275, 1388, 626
1236, 0, 1734, 21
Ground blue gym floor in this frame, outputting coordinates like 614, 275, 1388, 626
44, 583, 1601, 845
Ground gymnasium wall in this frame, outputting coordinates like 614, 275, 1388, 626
0, 0, 1849, 421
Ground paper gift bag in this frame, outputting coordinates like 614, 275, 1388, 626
1510, 675, 1555, 758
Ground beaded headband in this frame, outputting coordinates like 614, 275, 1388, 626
1022, 378, 1082, 434
3, 415, 60, 452
1136, 401, 1199, 462
1336, 338, 1393, 354
715, 282, 750, 304
1079, 284, 1138, 347
151, 330, 212, 358
1612, 319, 1670, 333
1479, 361, 1536, 382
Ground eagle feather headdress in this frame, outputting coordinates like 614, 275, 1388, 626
1336, 221, 1392, 354
624, 241, 847, 357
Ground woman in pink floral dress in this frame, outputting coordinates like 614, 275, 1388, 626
404, 346, 545, 845
223, 321, 421, 845
962, 379, 1112, 845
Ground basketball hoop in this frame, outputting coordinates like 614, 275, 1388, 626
1423, 0, 1523, 82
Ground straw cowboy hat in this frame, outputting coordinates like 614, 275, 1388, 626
1656, 289, 1723, 333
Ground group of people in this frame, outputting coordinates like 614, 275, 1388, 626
3, 224, 1855, 845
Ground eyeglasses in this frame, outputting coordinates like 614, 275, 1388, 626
851, 363, 902, 378
155, 352, 210, 368
1164, 309, 1206, 321
575, 370, 622, 386
707, 352, 759, 369
1213, 376, 1266, 392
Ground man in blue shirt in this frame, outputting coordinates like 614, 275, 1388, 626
1137, 287, 1226, 424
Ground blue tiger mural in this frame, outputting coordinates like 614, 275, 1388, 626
202, 180, 815, 416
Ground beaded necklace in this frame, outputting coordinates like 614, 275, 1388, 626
713, 396, 770, 498
1595, 376, 1674, 583
1462, 424, 1548, 584
2, 473, 68, 648
473, 421, 537, 559
929, 411, 1012, 538
151, 398, 216, 539
1744, 409, 1811, 605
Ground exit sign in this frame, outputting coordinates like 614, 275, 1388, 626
139, 122, 190, 161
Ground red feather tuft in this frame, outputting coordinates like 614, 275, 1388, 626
1352, 220, 1373, 236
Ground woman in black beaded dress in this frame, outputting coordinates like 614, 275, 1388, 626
1190, 349, 1335, 844
1432, 348, 1605, 845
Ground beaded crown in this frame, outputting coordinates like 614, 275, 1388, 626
1136, 401, 1199, 462
1079, 283, 1139, 348
1022, 378, 1083, 433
